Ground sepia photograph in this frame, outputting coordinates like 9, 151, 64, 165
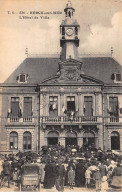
0, 0, 122, 192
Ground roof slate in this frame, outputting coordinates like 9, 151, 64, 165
4, 57, 122, 85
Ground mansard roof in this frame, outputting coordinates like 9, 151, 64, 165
4, 56, 122, 85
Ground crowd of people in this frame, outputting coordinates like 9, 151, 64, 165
0, 144, 122, 191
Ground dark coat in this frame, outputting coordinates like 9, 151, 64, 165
44, 162, 54, 189
55, 164, 65, 179
75, 163, 84, 187
113, 166, 122, 176
99, 164, 107, 177
3, 161, 11, 175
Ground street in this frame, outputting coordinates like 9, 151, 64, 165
0, 181, 120, 192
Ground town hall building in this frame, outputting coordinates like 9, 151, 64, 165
0, 1, 122, 153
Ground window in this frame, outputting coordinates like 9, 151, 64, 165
62, 27, 65, 36
23, 132, 32, 150
10, 132, 18, 150
75, 27, 78, 35
16, 73, 29, 83
67, 96, 75, 112
109, 97, 119, 116
20, 74, 26, 82
112, 73, 122, 83
23, 97, 32, 117
49, 96, 58, 117
84, 96, 93, 117
111, 131, 120, 150
11, 97, 21, 117
116, 74, 121, 82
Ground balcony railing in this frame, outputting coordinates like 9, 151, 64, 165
41, 116, 102, 124
105, 116, 122, 123
7, 117, 35, 123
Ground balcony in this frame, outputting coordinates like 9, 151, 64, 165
41, 116, 102, 125
104, 116, 122, 124
7, 117, 35, 124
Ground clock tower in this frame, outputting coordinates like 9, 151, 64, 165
60, 0, 80, 61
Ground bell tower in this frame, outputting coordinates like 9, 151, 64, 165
60, 0, 80, 61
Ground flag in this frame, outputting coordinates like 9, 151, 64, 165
62, 106, 67, 114
52, 102, 57, 110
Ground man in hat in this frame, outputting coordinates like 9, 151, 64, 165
93, 168, 101, 192
1, 158, 11, 188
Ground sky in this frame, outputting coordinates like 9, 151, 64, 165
0, 0, 122, 83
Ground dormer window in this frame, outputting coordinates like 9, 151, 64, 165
116, 74, 121, 82
111, 73, 122, 83
20, 74, 26, 82
16, 73, 29, 83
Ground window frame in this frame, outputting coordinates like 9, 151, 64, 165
10, 132, 18, 150
17, 73, 28, 83
23, 132, 32, 150
114, 73, 122, 83
49, 96, 58, 117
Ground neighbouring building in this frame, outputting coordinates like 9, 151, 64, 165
0, 1, 122, 154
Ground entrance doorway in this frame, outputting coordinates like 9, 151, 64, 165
65, 138, 77, 146
111, 131, 120, 150
65, 131, 77, 146
47, 131, 59, 146
83, 131, 95, 146
48, 137, 58, 145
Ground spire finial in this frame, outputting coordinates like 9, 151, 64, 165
66, 0, 72, 8
111, 46, 113, 57
25, 47, 28, 57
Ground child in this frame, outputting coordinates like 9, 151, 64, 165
68, 166, 75, 189
85, 168, 91, 188
101, 176, 108, 192
93, 168, 101, 192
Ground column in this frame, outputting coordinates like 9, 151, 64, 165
40, 130, 45, 148
120, 135, 122, 151
97, 125, 103, 149
77, 93, 81, 116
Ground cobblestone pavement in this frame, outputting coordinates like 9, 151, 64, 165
0, 182, 121, 192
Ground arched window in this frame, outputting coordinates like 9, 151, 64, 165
83, 131, 95, 146
111, 131, 120, 150
47, 131, 59, 145
62, 27, 65, 36
65, 131, 77, 146
68, 11, 71, 18
75, 27, 78, 35
10, 132, 18, 150
23, 132, 32, 150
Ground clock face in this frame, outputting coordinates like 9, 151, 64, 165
66, 28, 73, 36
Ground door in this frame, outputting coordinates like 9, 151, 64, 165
48, 138, 58, 145
83, 131, 95, 146
83, 137, 95, 146
111, 132, 120, 150
65, 138, 77, 146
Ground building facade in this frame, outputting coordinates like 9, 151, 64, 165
0, 1, 122, 153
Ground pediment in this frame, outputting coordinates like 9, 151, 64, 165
41, 73, 103, 85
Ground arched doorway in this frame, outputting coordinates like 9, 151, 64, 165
83, 131, 95, 146
47, 131, 59, 145
65, 131, 77, 146
111, 131, 120, 150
